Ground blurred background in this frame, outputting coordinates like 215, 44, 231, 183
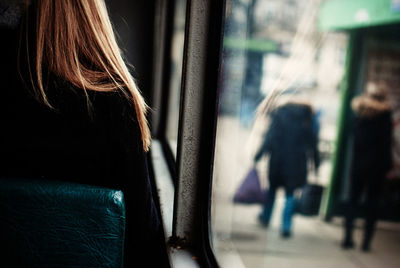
210, 0, 400, 267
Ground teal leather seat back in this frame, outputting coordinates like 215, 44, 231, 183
0, 178, 126, 268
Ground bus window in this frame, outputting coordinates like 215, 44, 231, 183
211, 0, 400, 267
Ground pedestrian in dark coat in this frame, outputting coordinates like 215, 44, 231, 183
255, 100, 319, 237
342, 83, 392, 252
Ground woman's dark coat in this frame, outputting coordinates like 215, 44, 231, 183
0, 27, 168, 267
350, 95, 392, 179
255, 102, 319, 192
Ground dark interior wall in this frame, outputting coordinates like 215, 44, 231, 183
107, 0, 156, 104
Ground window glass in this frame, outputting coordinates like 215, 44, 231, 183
211, 0, 400, 267
165, 0, 187, 158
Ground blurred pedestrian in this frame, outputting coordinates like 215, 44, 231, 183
255, 98, 319, 238
342, 82, 392, 252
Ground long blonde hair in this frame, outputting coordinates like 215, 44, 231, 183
26, 0, 150, 151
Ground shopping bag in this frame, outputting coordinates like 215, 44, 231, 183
233, 168, 266, 204
295, 183, 324, 216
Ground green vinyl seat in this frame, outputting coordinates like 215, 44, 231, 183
0, 178, 126, 268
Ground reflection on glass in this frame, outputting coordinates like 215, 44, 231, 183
166, 0, 186, 158
211, 0, 400, 267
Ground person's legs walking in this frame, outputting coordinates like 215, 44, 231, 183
343, 175, 363, 249
259, 187, 276, 227
363, 203, 378, 252
281, 189, 295, 238
362, 177, 382, 251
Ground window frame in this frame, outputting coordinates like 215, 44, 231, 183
150, 0, 226, 267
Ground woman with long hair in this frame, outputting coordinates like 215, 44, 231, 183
0, 0, 167, 266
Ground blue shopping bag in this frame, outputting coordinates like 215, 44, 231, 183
233, 168, 266, 204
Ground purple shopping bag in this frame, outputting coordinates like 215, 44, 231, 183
233, 168, 266, 204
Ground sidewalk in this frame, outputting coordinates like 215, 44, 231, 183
213, 190, 400, 268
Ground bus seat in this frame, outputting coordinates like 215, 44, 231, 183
0, 178, 126, 268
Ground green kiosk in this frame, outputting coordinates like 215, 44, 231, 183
319, 0, 400, 221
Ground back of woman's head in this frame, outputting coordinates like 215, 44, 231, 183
26, 0, 150, 150
365, 82, 388, 102
351, 82, 391, 118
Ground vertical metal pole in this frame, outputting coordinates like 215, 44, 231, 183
172, 0, 213, 243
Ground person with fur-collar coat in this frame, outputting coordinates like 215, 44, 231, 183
342, 82, 393, 252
